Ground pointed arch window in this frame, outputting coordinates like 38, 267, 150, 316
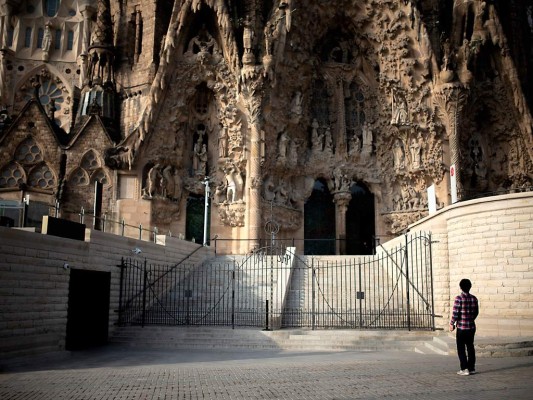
67, 30, 74, 50
24, 27, 32, 48
6, 27, 13, 47
69, 168, 90, 186
91, 169, 109, 186
15, 138, 43, 165
45, 0, 61, 17
345, 82, 365, 140
311, 80, 330, 127
28, 163, 56, 189
37, 28, 44, 48
55, 29, 62, 49
81, 150, 100, 171
0, 162, 25, 188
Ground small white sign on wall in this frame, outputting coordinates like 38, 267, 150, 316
427, 184, 437, 214
450, 164, 457, 204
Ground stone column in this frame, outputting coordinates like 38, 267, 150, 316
242, 81, 264, 252
333, 191, 351, 255
79, 5, 94, 86
434, 82, 469, 201
248, 122, 262, 250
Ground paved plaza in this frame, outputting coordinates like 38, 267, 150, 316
1, 345, 533, 400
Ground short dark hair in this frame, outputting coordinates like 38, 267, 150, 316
460, 279, 472, 293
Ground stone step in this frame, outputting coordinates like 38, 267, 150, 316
110, 327, 533, 357
110, 326, 438, 352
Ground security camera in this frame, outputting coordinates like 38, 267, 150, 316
63, 263, 70, 269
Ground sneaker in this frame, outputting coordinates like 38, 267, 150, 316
469, 370, 476, 375
457, 369, 470, 376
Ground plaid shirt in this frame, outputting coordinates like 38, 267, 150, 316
450, 291, 479, 330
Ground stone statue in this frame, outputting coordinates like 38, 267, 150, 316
409, 135, 423, 169
324, 127, 333, 153
391, 90, 408, 126
393, 139, 405, 171
42, 23, 52, 61
218, 126, 228, 158
311, 119, 323, 151
224, 163, 244, 203
146, 164, 161, 198
349, 134, 360, 155
278, 131, 290, 160
243, 18, 254, 54
192, 136, 203, 173
361, 123, 373, 155
197, 143, 207, 175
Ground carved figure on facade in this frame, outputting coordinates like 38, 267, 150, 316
393, 139, 405, 171
311, 119, 324, 152
391, 89, 409, 126
221, 162, 244, 203
288, 139, 300, 167
225, 105, 243, 155
324, 127, 333, 154
218, 125, 228, 158
277, 131, 290, 163
349, 133, 361, 156
409, 134, 423, 170
42, 23, 52, 61
192, 129, 207, 175
242, 17, 255, 65
361, 123, 373, 155
332, 167, 351, 193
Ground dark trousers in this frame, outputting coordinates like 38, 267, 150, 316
456, 328, 476, 371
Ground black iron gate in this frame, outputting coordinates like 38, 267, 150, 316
118, 232, 435, 330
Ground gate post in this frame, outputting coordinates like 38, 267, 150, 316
311, 259, 316, 330
118, 257, 125, 326
231, 269, 235, 330
405, 234, 411, 331
142, 260, 147, 328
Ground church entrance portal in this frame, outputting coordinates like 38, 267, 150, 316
185, 194, 210, 245
346, 183, 375, 255
304, 179, 335, 255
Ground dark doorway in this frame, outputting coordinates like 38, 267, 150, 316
346, 183, 375, 255
186, 194, 209, 244
66, 269, 110, 350
304, 179, 335, 255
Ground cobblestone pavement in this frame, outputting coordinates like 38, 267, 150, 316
1, 346, 533, 399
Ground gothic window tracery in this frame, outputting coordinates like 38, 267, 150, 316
311, 80, 330, 128
0, 162, 25, 188
91, 169, 109, 185
345, 82, 365, 141
28, 163, 56, 189
81, 150, 100, 171
15, 137, 44, 165
69, 167, 89, 186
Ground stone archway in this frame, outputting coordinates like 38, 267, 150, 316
304, 179, 335, 255
345, 182, 375, 255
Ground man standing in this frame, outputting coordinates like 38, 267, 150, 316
450, 279, 479, 376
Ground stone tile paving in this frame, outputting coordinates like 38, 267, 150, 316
1, 347, 533, 399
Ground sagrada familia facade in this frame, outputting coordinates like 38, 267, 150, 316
0, 0, 532, 254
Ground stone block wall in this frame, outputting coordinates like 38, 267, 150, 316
0, 227, 213, 360
410, 192, 533, 337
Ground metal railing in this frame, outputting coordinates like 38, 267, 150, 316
78, 208, 180, 244
118, 232, 435, 331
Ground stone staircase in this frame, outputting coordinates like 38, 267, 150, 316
111, 326, 441, 352
109, 326, 533, 357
